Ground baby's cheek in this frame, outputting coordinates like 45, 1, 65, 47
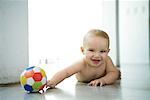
86, 55, 92, 60
101, 53, 107, 58
85, 53, 93, 58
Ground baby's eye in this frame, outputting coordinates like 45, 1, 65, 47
100, 50, 106, 53
88, 49, 94, 52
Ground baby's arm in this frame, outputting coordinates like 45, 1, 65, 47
46, 60, 84, 88
100, 56, 120, 85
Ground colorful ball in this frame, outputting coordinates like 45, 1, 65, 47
20, 66, 47, 93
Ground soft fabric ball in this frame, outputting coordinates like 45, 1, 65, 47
20, 66, 47, 93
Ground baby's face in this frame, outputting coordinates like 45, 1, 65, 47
83, 36, 109, 67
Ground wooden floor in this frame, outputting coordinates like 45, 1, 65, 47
0, 64, 150, 100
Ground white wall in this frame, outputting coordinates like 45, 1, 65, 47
0, 0, 28, 84
119, 0, 149, 65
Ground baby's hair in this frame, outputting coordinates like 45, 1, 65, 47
83, 29, 110, 48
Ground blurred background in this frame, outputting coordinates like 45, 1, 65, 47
28, 0, 149, 67
0, 0, 149, 84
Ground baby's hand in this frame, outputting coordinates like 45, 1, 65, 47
88, 78, 106, 87
46, 80, 55, 89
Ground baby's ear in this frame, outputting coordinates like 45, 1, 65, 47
107, 49, 110, 53
80, 47, 84, 54
106, 49, 110, 55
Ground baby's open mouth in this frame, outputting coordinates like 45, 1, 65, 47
91, 59, 101, 64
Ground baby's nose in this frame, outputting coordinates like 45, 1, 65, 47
94, 52, 100, 57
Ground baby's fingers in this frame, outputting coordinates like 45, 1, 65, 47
100, 82, 103, 87
88, 81, 95, 86
88, 82, 92, 86
88, 81, 99, 86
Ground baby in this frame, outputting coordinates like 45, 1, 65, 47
46, 29, 120, 88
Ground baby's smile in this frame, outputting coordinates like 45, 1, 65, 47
91, 58, 102, 65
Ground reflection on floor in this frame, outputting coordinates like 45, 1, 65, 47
0, 64, 150, 100
121, 64, 150, 100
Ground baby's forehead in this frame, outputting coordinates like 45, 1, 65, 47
83, 36, 109, 48
84, 35, 108, 43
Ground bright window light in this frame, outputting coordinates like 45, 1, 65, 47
28, 0, 104, 66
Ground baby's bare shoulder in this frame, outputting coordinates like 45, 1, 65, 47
106, 56, 112, 60
105, 56, 119, 72
77, 59, 86, 68
105, 56, 113, 64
